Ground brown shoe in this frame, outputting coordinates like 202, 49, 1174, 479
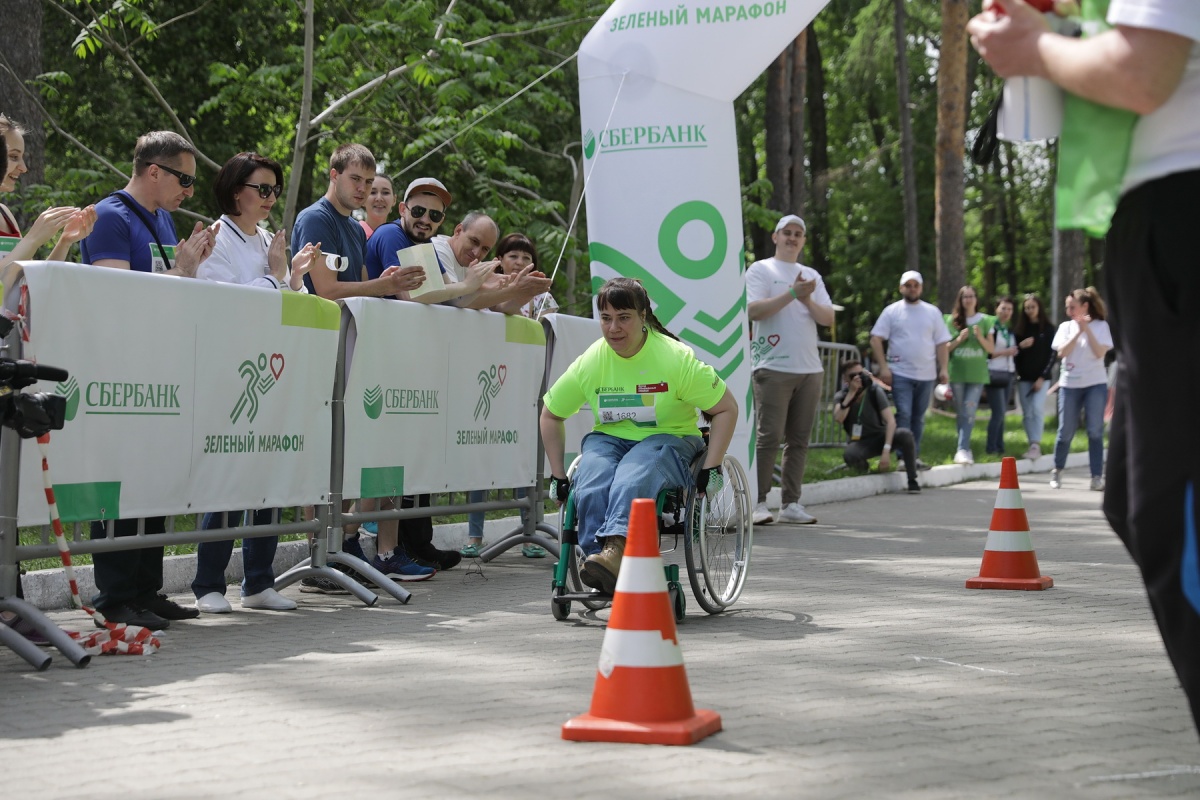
581, 536, 626, 595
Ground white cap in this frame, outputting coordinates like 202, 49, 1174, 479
774, 214, 806, 233
403, 177, 452, 208
899, 270, 923, 286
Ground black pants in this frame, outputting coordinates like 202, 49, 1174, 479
1103, 168, 1200, 735
843, 429, 917, 483
89, 517, 167, 611
398, 494, 434, 552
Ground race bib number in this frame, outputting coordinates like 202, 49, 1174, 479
149, 243, 177, 274
597, 393, 657, 427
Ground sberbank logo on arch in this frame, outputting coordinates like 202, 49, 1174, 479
582, 122, 708, 159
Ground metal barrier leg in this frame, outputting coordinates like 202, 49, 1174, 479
327, 553, 410, 604
0, 613, 51, 670
273, 503, 383, 606
0, 596, 90, 668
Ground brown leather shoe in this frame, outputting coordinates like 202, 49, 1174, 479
580, 536, 626, 595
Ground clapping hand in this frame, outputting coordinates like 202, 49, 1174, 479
60, 205, 96, 245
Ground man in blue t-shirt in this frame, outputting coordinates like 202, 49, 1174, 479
78, 131, 219, 630
292, 143, 425, 300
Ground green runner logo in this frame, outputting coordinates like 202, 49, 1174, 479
363, 385, 383, 419
474, 364, 506, 421
56, 376, 80, 422
750, 334, 780, 365
231, 352, 284, 425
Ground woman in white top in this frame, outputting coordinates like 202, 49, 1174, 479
1049, 287, 1112, 491
192, 152, 320, 614
985, 296, 1018, 455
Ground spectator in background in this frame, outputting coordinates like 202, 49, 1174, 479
191, 152, 322, 613
833, 360, 920, 494
870, 270, 950, 466
1013, 292, 1055, 460
80, 130, 219, 630
1049, 287, 1112, 491
985, 296, 1018, 456
745, 214, 834, 526
428, 211, 551, 311
0, 114, 95, 273
359, 173, 396, 238
944, 285, 995, 466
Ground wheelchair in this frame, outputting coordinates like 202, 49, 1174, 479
550, 442, 754, 623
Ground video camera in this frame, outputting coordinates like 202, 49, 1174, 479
0, 317, 69, 439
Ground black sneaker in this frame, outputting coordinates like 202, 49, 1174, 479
341, 533, 368, 562
300, 576, 350, 594
907, 479, 922, 494
408, 541, 462, 571
95, 603, 170, 630
140, 593, 200, 620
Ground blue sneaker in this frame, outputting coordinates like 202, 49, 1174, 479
342, 533, 368, 562
358, 521, 379, 538
370, 549, 435, 582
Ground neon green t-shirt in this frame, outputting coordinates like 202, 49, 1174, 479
544, 329, 727, 442
945, 312, 994, 385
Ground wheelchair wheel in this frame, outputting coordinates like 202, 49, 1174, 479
684, 454, 754, 613
560, 456, 609, 611
551, 591, 571, 621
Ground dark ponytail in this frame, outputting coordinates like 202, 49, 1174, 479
595, 277, 680, 342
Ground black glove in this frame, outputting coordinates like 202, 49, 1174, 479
550, 475, 571, 502
696, 465, 723, 495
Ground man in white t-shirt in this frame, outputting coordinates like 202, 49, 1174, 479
970, 0, 1200, 735
745, 215, 834, 525
869, 271, 950, 462
431, 211, 551, 312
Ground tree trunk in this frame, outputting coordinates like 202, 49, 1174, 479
892, 0, 919, 274
1052, 228, 1086, 324
789, 30, 807, 219
765, 49, 790, 217
806, 28, 831, 276
565, 149, 585, 312
0, 0, 45, 224
934, 0, 969, 311
283, 0, 317, 235
998, 144, 1020, 294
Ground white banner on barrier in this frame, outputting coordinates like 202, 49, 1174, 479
341, 299, 544, 497
541, 313, 602, 469
16, 263, 340, 526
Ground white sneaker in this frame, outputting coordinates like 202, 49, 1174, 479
1023, 443, 1041, 460
241, 588, 298, 611
777, 502, 817, 524
752, 502, 774, 525
953, 449, 974, 465
195, 592, 232, 614
1049, 469, 1062, 489
1090, 476, 1104, 492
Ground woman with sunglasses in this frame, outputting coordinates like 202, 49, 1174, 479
196, 152, 319, 290
191, 152, 321, 614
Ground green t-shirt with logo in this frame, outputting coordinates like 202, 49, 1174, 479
544, 329, 727, 442
944, 312, 994, 385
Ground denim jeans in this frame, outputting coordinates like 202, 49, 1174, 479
1017, 379, 1050, 448
985, 374, 1013, 453
950, 382, 984, 452
889, 375, 934, 456
573, 432, 703, 555
467, 488, 529, 541
1053, 382, 1107, 477
192, 509, 280, 598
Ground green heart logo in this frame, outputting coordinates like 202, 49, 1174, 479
583, 129, 596, 160
56, 376, 80, 422
363, 385, 383, 420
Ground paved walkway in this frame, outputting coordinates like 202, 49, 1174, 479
3, 466, 1198, 799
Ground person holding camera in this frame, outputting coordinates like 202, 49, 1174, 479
833, 360, 921, 494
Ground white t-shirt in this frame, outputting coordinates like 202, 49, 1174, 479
196, 215, 282, 290
1109, 1, 1200, 191
991, 321, 1017, 374
431, 234, 468, 283
870, 299, 952, 381
1052, 319, 1113, 388
745, 257, 832, 375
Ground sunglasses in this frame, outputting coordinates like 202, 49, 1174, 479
244, 182, 283, 199
409, 205, 445, 224
151, 162, 196, 188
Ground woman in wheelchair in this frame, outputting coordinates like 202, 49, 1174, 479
540, 278, 738, 595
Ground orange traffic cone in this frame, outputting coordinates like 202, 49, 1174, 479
966, 457, 1053, 590
562, 498, 722, 745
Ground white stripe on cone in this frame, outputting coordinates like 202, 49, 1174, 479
983, 529, 1034, 552
993, 488, 1025, 509
613, 555, 669, 593
597, 629, 685, 677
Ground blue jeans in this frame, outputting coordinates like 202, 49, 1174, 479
467, 488, 529, 541
985, 374, 1013, 453
951, 382, 984, 452
192, 509, 280, 598
573, 432, 703, 555
1017, 379, 1050, 448
890, 375, 934, 457
1053, 383, 1107, 477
